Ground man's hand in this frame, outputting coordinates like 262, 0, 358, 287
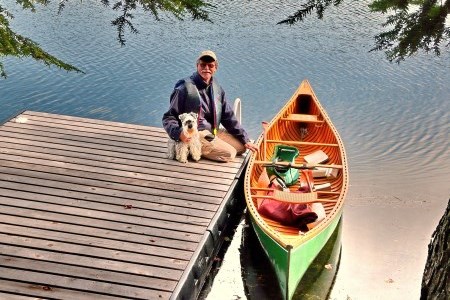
245, 142, 258, 153
180, 131, 191, 143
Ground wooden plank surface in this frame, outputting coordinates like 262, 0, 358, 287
0, 111, 248, 299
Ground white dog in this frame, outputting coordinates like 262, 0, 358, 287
167, 112, 202, 163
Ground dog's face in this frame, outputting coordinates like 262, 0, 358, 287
179, 112, 198, 135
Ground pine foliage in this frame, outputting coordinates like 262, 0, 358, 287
370, 0, 450, 62
0, 0, 212, 77
1, 0, 449, 78
277, 0, 450, 62
277, 0, 343, 24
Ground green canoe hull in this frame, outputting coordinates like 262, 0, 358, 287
244, 80, 348, 299
249, 211, 343, 300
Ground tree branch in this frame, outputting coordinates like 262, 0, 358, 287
1, 4, 82, 78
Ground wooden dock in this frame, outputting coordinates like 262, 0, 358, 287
0, 111, 249, 300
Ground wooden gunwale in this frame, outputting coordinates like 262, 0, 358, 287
244, 79, 349, 249
265, 139, 339, 147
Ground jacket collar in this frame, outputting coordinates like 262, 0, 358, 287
193, 72, 213, 89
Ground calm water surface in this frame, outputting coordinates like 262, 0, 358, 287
1, 0, 449, 299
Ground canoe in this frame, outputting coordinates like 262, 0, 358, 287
244, 80, 349, 300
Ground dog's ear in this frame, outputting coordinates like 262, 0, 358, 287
179, 113, 187, 121
189, 112, 198, 120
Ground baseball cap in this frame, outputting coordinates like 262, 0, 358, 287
197, 50, 217, 62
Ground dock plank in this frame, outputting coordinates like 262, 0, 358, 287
0, 243, 182, 280
0, 255, 176, 292
23, 110, 168, 138
3, 117, 244, 168
0, 233, 187, 272
0, 223, 193, 260
0, 161, 225, 202
0, 197, 207, 233
0, 266, 173, 300
0, 130, 240, 176
0, 137, 236, 180
0, 177, 218, 213
0, 279, 140, 300
0, 214, 199, 251
0, 188, 211, 225
0, 203, 204, 241
0, 111, 249, 299
0, 149, 231, 192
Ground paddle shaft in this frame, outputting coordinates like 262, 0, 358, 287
254, 160, 343, 169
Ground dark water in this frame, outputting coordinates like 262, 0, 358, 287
201, 214, 343, 300
1, 0, 449, 299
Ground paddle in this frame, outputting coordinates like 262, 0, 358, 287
251, 187, 341, 195
255, 160, 343, 170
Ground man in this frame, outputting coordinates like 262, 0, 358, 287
162, 50, 257, 162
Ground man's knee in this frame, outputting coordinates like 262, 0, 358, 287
202, 141, 237, 162
203, 150, 235, 162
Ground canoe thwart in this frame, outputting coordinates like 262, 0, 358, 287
251, 187, 341, 195
281, 114, 324, 123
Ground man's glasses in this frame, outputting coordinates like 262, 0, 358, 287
199, 62, 216, 69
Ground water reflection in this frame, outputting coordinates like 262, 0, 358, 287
240, 213, 343, 300
199, 210, 343, 300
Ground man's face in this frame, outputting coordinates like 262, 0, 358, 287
197, 59, 217, 83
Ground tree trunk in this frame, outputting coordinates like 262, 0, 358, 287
420, 199, 449, 299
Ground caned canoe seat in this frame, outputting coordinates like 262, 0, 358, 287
281, 114, 324, 123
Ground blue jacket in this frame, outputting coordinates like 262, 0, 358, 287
162, 72, 250, 144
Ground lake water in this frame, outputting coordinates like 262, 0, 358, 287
1, 0, 449, 299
